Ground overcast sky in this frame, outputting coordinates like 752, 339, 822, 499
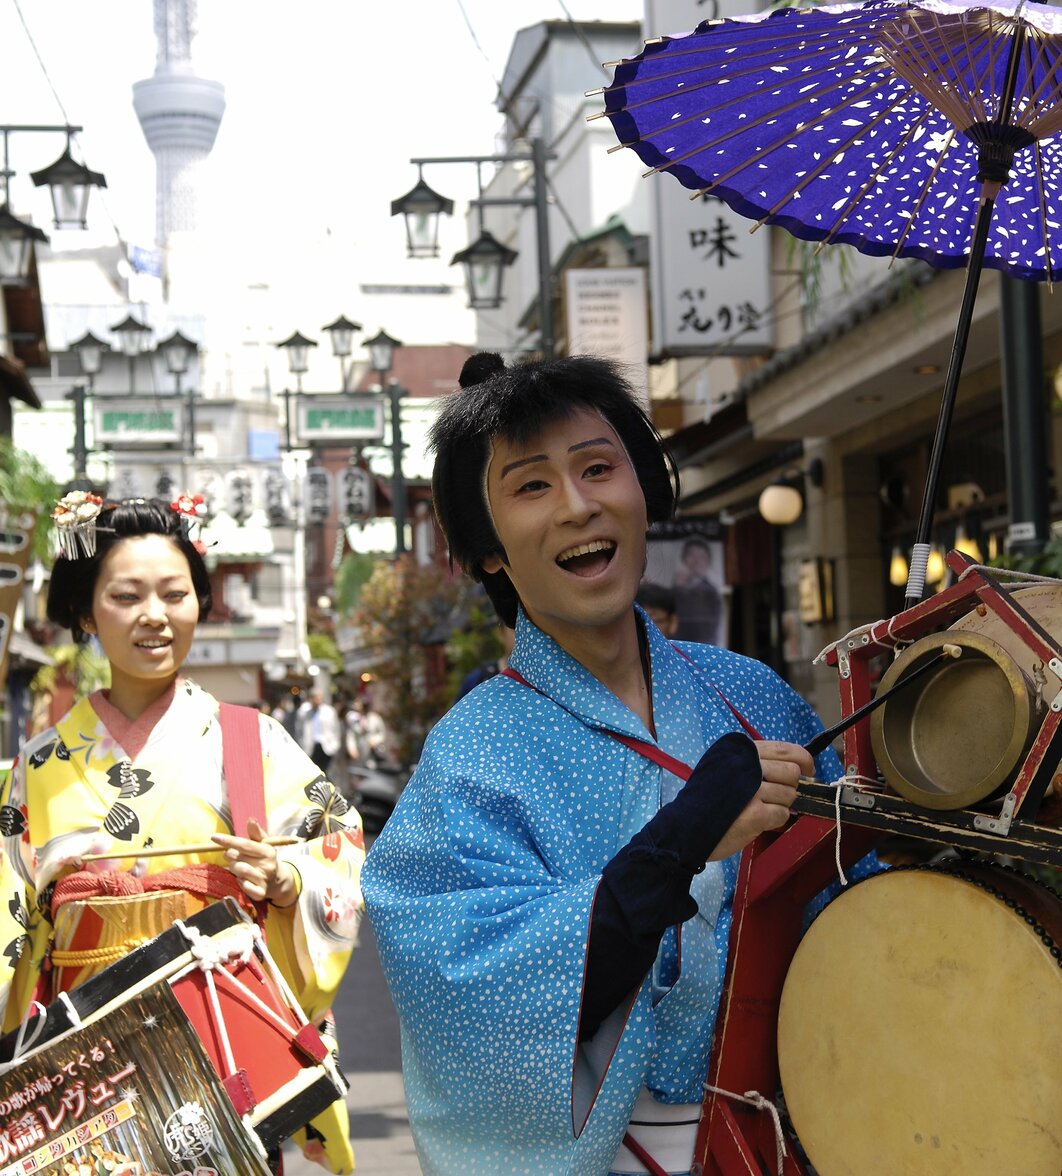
1, 1, 643, 259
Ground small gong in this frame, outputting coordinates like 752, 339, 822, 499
869, 630, 1040, 810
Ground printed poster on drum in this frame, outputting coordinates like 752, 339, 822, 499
0, 982, 270, 1175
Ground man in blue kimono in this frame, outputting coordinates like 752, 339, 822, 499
363, 354, 841, 1175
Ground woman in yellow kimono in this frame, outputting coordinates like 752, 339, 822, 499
0, 494, 364, 1174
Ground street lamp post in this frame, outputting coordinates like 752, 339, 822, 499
156, 330, 200, 479
393, 137, 557, 355
364, 329, 407, 557
69, 329, 107, 483
109, 312, 152, 397
276, 332, 318, 676
0, 124, 106, 284
322, 315, 362, 392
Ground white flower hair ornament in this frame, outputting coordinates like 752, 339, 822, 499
51, 491, 105, 559
171, 492, 209, 552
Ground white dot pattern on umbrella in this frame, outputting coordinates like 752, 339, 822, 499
601, 0, 1062, 281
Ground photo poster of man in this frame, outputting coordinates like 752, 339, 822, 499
0, 982, 271, 1176
643, 518, 728, 648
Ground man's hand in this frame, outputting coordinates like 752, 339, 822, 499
707, 739, 812, 861
212, 818, 298, 908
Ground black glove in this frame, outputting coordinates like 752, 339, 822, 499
579, 732, 761, 1040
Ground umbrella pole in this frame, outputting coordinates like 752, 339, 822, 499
903, 186, 998, 610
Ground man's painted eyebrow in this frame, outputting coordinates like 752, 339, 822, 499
499, 437, 616, 479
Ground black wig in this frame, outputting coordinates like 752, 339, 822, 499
47, 498, 213, 642
429, 353, 678, 626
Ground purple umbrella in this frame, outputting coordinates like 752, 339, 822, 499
596, 0, 1062, 602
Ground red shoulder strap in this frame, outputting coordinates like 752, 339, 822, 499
219, 702, 266, 837
502, 666, 694, 778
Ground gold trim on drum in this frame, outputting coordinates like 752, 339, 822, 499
869, 630, 1040, 810
778, 867, 1062, 1176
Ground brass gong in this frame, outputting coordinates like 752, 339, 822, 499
869, 629, 1040, 810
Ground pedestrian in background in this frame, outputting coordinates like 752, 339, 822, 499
297, 686, 342, 775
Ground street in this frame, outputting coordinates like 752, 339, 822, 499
282, 917, 420, 1175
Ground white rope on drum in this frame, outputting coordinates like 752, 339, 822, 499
702, 1084, 787, 1176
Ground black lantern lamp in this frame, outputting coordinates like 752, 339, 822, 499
323, 315, 362, 391
364, 328, 402, 378
276, 330, 317, 378
322, 315, 361, 361
30, 141, 107, 229
0, 205, 48, 285
70, 329, 108, 379
451, 229, 518, 311
156, 329, 198, 377
110, 312, 153, 358
391, 170, 454, 258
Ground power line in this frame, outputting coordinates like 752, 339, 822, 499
553, 0, 614, 81
10, 0, 130, 251
11, 0, 71, 123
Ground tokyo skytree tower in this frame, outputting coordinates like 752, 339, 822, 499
132, 0, 225, 246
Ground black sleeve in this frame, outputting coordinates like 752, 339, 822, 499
579, 731, 762, 1040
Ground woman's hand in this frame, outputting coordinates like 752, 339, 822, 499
706, 740, 812, 862
212, 818, 298, 908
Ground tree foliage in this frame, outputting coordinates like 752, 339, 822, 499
445, 603, 505, 702
351, 556, 471, 767
333, 551, 376, 615
31, 643, 111, 701
0, 439, 60, 560
307, 632, 343, 675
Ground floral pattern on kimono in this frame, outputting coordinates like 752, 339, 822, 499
0, 678, 365, 1174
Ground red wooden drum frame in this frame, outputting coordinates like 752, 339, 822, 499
692, 553, 1062, 1175
0, 900, 345, 1154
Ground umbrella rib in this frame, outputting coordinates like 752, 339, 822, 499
603, 58, 890, 157
596, 18, 884, 106
1033, 139, 1056, 290
636, 69, 897, 181
597, 28, 883, 124
748, 101, 945, 252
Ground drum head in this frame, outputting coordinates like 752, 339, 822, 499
778, 868, 1062, 1176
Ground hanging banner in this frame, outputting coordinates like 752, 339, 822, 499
643, 517, 728, 647
0, 509, 35, 696
644, 0, 774, 357
0, 982, 271, 1175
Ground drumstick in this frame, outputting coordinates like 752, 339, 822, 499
804, 643, 962, 757
79, 835, 300, 862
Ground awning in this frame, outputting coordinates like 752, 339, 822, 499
0, 355, 41, 409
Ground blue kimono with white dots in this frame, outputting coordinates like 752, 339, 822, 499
363, 607, 842, 1175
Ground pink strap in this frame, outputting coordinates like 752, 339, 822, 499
219, 702, 266, 837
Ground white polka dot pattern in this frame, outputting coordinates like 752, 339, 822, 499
363, 608, 841, 1175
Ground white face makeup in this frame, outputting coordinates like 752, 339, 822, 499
482, 408, 649, 652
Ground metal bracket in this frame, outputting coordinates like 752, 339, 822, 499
972, 791, 1017, 836
837, 648, 851, 680
841, 785, 877, 810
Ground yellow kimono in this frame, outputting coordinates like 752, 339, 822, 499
0, 678, 364, 1173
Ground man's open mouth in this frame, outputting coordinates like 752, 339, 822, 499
556, 539, 617, 578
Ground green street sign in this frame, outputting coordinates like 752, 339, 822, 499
94, 400, 183, 446
297, 396, 384, 443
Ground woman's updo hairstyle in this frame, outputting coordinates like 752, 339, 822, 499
47, 498, 213, 643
